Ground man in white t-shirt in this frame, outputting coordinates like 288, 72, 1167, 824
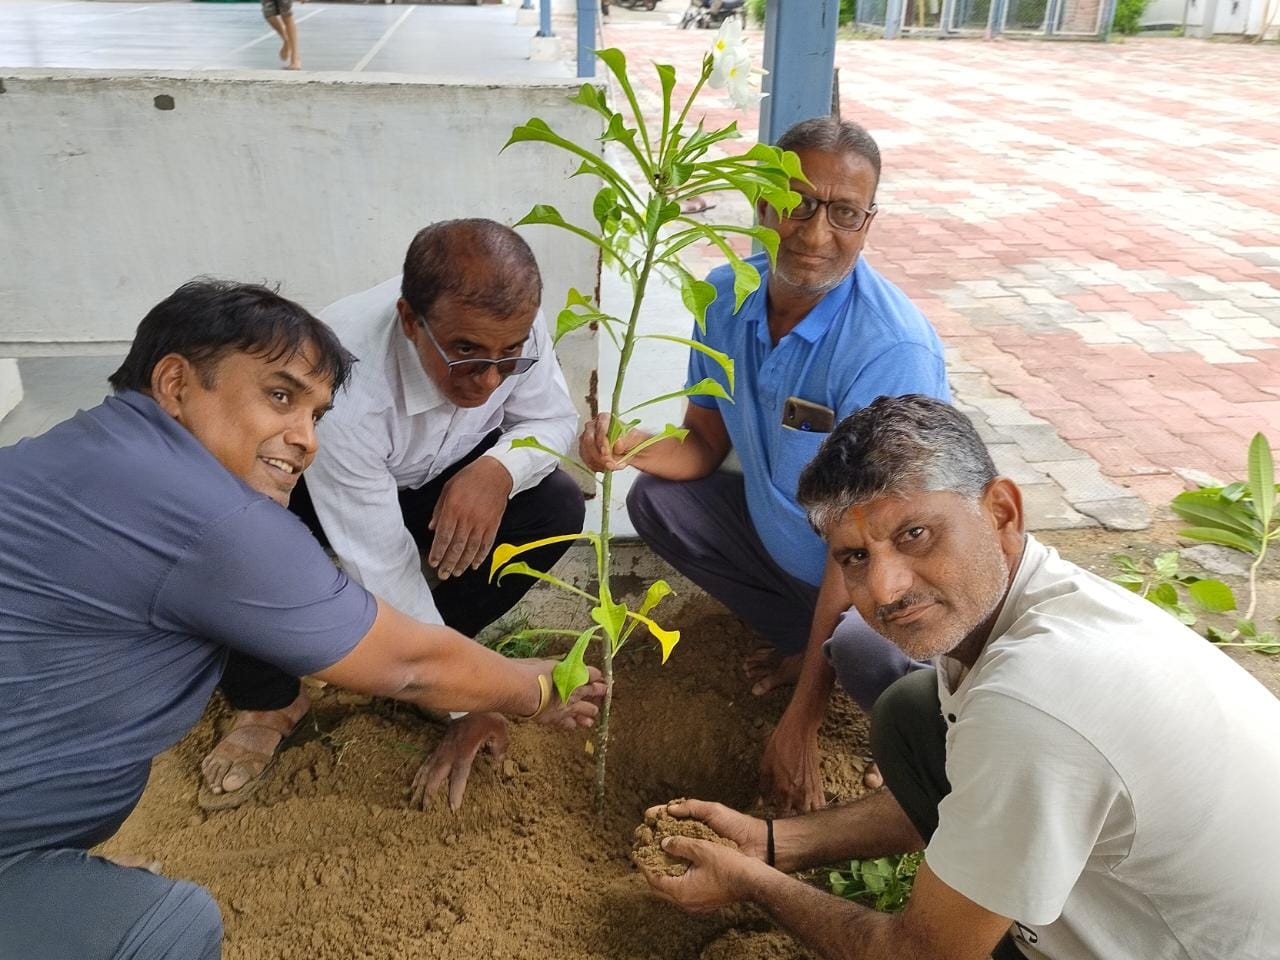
640, 394, 1280, 960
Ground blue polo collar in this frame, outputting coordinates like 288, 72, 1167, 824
752, 256, 861, 347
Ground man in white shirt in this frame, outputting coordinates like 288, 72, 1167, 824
200, 220, 584, 811
640, 394, 1280, 960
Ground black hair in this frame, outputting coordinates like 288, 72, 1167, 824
400, 219, 542, 325
108, 278, 354, 395
777, 116, 882, 194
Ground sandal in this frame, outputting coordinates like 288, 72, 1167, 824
197, 707, 306, 811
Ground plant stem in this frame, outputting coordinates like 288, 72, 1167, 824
592, 243, 658, 814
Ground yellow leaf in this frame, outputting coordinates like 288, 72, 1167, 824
626, 611, 681, 664
489, 533, 599, 582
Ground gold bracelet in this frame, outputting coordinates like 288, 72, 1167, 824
519, 673, 551, 721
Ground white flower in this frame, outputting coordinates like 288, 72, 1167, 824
708, 46, 766, 111
710, 19, 747, 68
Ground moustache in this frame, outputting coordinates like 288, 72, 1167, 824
875, 594, 936, 623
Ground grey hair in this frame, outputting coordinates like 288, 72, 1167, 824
776, 116, 881, 193
796, 395, 997, 537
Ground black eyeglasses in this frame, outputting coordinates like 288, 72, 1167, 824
418, 317, 540, 380
787, 194, 877, 232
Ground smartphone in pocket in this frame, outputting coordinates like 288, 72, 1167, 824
782, 397, 835, 433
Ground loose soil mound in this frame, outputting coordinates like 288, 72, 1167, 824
101, 600, 873, 960
632, 806, 738, 877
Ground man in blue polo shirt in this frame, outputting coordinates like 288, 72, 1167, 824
580, 117, 949, 813
0, 280, 600, 960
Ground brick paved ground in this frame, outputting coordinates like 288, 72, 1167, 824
591, 25, 1280, 528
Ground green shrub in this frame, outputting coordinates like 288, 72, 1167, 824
1112, 0, 1149, 35
746, 0, 766, 24
841, 0, 857, 23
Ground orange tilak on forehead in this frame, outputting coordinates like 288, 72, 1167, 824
849, 505, 867, 535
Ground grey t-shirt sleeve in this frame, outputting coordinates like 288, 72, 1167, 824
150, 499, 377, 676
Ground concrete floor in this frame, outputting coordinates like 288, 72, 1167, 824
0, 0, 571, 77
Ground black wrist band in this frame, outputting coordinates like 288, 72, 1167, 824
765, 817, 775, 868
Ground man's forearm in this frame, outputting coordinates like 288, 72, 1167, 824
774, 789, 924, 873
744, 867, 900, 960
626, 428, 723, 481
781, 560, 849, 730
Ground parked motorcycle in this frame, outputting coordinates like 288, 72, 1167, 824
678, 0, 746, 28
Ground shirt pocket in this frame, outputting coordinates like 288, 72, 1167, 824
770, 427, 829, 501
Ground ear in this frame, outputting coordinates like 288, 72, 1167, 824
983, 478, 1025, 561
396, 298, 419, 341
757, 198, 777, 227
149, 353, 195, 420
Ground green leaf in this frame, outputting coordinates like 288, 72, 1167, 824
675, 268, 718, 334
492, 561, 594, 602
621, 377, 732, 415
1221, 481, 1248, 503
1113, 554, 1141, 574
569, 82, 611, 120
1187, 579, 1237, 613
1151, 582, 1179, 607
1171, 490, 1263, 539
640, 334, 734, 392
552, 627, 598, 704
1111, 575, 1144, 591
861, 861, 887, 893
1247, 432, 1275, 530
1178, 526, 1261, 555
1238, 618, 1258, 638
592, 186, 619, 226
729, 256, 762, 312
591, 597, 629, 651
615, 423, 690, 464
1153, 552, 1179, 579
508, 436, 596, 479
829, 872, 847, 896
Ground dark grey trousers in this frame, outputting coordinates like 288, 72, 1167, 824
0, 848, 222, 960
871, 669, 1025, 960
626, 471, 924, 712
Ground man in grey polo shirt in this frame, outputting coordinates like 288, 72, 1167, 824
0, 280, 600, 960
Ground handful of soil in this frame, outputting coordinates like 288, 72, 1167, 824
632, 803, 738, 877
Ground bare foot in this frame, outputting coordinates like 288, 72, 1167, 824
862, 761, 883, 790
744, 646, 803, 697
199, 690, 310, 805
285, 60, 301, 70
279, 41, 289, 61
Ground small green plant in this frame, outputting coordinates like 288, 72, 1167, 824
1171, 432, 1279, 653
1111, 0, 1149, 34
828, 852, 922, 913
1110, 551, 1234, 626
745, 0, 765, 25
480, 617, 553, 659
494, 31, 798, 809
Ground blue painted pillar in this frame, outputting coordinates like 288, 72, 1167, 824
521, 0, 533, 10
537, 0, 553, 38
884, 0, 905, 38
759, 0, 840, 145
577, 0, 597, 77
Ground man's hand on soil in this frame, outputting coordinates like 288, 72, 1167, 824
759, 721, 827, 814
646, 799, 768, 861
428, 457, 513, 580
521, 659, 605, 730
642, 834, 766, 914
410, 711, 508, 812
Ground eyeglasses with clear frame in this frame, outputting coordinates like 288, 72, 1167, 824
417, 315, 540, 379
786, 194, 877, 232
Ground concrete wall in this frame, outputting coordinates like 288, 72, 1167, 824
0, 70, 603, 419
0, 361, 20, 423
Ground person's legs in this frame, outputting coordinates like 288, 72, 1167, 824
868, 669, 949, 843
261, 0, 289, 61
626, 471, 818, 654
0, 848, 222, 960
823, 610, 929, 715
397, 433, 586, 636
869, 672, 1022, 960
281, 12, 300, 69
